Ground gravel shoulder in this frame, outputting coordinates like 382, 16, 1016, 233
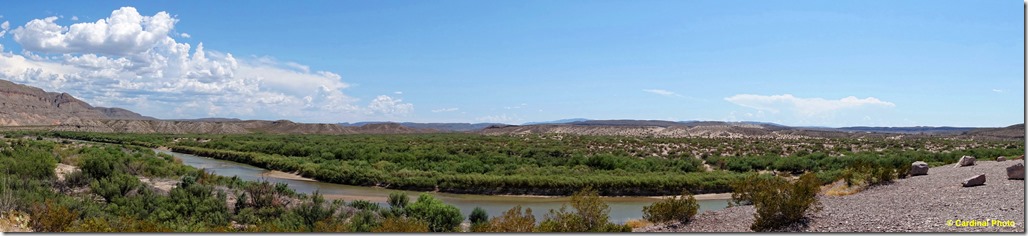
639, 160, 1026, 232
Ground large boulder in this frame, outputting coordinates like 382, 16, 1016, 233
1007, 163, 1024, 180
956, 156, 976, 167
910, 161, 929, 176
997, 156, 1007, 162
961, 174, 986, 187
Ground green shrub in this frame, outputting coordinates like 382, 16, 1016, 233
348, 200, 380, 211
730, 174, 779, 206
371, 216, 430, 232
474, 205, 535, 232
642, 190, 699, 224
293, 192, 335, 230
537, 187, 629, 232
348, 210, 380, 232
30, 200, 79, 232
749, 173, 822, 231
469, 207, 489, 225
387, 192, 409, 209
404, 194, 463, 232
89, 173, 142, 203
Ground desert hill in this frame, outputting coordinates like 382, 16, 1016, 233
0, 79, 153, 126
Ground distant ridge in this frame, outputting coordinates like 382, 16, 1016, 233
0, 79, 1021, 138
338, 122, 506, 132
0, 79, 154, 126
522, 118, 590, 125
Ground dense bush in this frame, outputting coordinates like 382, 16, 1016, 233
642, 190, 699, 224
744, 173, 822, 231
537, 187, 631, 232
29, 200, 79, 232
387, 192, 409, 209
89, 173, 142, 203
348, 210, 380, 232
371, 216, 430, 232
473, 205, 536, 232
469, 207, 489, 225
293, 192, 335, 231
404, 194, 463, 232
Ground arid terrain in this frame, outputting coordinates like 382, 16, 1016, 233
639, 160, 1025, 232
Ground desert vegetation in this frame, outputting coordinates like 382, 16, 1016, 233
0, 136, 647, 232
33, 131, 1024, 196
0, 131, 1021, 232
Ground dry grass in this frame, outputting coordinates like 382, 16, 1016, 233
822, 180, 867, 197
0, 211, 33, 232
625, 219, 653, 229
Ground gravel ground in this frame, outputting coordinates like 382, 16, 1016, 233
639, 160, 1025, 232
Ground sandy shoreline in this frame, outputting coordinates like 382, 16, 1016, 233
260, 170, 317, 182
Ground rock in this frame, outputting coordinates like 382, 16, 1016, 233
955, 156, 976, 167
1007, 163, 1024, 180
910, 161, 929, 176
961, 174, 986, 187
997, 156, 1006, 162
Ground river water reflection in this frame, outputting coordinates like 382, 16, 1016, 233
156, 149, 729, 223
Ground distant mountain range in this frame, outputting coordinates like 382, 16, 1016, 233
522, 118, 590, 125
0, 79, 1021, 139
338, 122, 506, 132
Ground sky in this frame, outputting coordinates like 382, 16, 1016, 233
0, 0, 1022, 127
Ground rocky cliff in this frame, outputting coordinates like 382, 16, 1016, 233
0, 80, 153, 126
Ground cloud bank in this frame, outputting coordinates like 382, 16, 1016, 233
0, 7, 410, 122
725, 94, 895, 117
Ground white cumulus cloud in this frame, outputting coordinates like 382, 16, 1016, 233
724, 94, 895, 117
368, 95, 413, 115
0, 6, 396, 122
0, 21, 9, 38
12, 7, 176, 56
179, 32, 190, 38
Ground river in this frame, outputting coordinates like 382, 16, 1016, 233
156, 149, 729, 223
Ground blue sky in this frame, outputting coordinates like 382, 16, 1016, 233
0, 1, 1022, 127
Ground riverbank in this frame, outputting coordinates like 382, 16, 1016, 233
640, 160, 1026, 232
260, 170, 316, 182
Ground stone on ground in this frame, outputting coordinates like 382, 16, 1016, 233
955, 156, 976, 167
1007, 163, 1024, 180
961, 174, 986, 187
910, 161, 929, 176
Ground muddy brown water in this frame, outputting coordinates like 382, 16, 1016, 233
156, 149, 729, 223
